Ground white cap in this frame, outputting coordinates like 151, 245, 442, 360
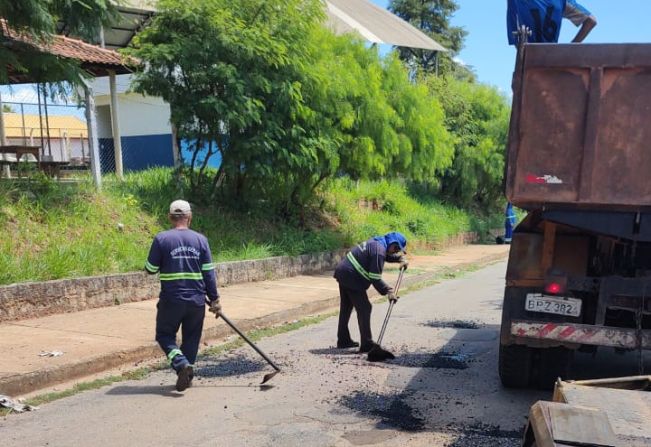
169, 200, 192, 215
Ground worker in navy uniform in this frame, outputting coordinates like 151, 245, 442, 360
507, 0, 597, 44
145, 200, 221, 392
334, 232, 408, 353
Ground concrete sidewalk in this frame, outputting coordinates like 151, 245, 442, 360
0, 245, 509, 397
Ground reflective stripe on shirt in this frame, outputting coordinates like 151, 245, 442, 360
159, 272, 203, 281
145, 261, 159, 273
346, 252, 382, 281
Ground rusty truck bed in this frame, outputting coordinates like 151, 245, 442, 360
506, 44, 651, 211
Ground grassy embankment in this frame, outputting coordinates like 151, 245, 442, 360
0, 169, 502, 285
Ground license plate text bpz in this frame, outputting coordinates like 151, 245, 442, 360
525, 294, 582, 317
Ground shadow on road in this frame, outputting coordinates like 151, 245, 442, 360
106, 385, 182, 398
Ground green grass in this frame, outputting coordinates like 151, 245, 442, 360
0, 169, 502, 285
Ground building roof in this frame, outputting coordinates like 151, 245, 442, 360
325, 0, 447, 52
1, 20, 132, 82
3, 113, 87, 138
99, 1, 155, 50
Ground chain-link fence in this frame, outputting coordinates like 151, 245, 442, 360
1, 85, 176, 183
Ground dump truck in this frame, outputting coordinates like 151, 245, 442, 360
499, 42, 651, 389
522, 375, 651, 446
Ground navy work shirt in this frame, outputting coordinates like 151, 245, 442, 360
507, 0, 592, 44
145, 229, 219, 306
334, 239, 401, 294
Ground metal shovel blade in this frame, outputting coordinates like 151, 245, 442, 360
261, 370, 279, 385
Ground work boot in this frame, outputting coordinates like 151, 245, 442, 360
358, 342, 377, 354
337, 340, 360, 349
176, 364, 193, 392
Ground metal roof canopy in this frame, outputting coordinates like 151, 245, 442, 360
56, 0, 154, 50
325, 0, 447, 52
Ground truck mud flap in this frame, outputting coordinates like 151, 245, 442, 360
511, 320, 651, 350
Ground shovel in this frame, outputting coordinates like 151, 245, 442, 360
216, 311, 281, 384
367, 267, 405, 362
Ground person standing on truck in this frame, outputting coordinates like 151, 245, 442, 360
507, 0, 597, 45
145, 200, 221, 392
334, 232, 408, 354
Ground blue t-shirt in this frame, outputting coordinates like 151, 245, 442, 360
507, 0, 592, 44
145, 228, 219, 306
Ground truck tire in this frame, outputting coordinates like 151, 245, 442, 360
499, 343, 533, 388
533, 347, 573, 390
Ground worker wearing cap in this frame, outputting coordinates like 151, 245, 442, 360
334, 232, 408, 354
145, 200, 220, 392
507, 0, 597, 45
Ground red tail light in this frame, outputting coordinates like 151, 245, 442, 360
545, 282, 563, 295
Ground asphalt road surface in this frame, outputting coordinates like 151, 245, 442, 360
4, 262, 649, 446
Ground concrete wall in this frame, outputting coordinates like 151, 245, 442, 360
0, 250, 347, 323
0, 231, 489, 323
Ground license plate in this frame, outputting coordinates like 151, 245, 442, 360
525, 293, 582, 317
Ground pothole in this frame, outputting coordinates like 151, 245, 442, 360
423, 320, 481, 329
388, 351, 469, 369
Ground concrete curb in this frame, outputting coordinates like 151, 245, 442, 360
0, 251, 507, 397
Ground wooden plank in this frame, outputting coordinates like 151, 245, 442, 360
547, 402, 618, 446
558, 383, 651, 442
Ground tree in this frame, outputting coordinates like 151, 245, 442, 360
129, 0, 333, 213
130, 0, 456, 218
311, 32, 453, 183
0, 0, 117, 84
428, 76, 510, 209
388, 0, 472, 78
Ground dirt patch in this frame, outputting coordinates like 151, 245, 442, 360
341, 429, 397, 445
339, 390, 425, 432
423, 320, 481, 330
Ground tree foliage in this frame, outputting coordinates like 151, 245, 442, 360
129, 0, 329, 213
129, 0, 455, 217
0, 0, 117, 84
427, 76, 510, 209
388, 0, 472, 79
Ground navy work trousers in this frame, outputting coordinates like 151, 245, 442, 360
155, 298, 205, 372
337, 285, 373, 350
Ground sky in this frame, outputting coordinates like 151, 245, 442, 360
371, 0, 651, 94
4, 1, 651, 105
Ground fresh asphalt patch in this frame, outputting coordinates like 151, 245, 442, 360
386, 351, 470, 370
338, 390, 426, 432
195, 353, 267, 378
